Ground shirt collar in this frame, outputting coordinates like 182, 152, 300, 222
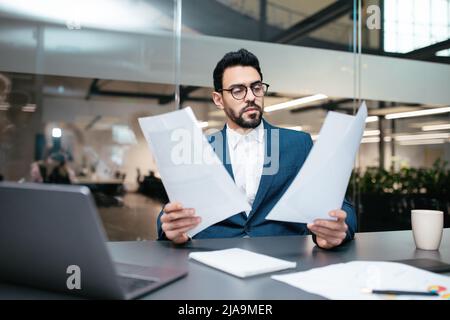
226, 120, 264, 150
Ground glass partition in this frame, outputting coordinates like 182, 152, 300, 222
0, 0, 180, 240
1, 0, 447, 239
356, 0, 450, 232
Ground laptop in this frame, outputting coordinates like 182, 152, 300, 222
0, 182, 187, 299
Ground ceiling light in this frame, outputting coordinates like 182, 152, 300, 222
361, 137, 380, 143
422, 123, 450, 131
360, 136, 393, 143
365, 116, 379, 123
21, 104, 36, 112
265, 94, 328, 113
385, 107, 450, 120
394, 132, 450, 141
52, 127, 62, 138
313, 130, 383, 142
399, 139, 446, 146
363, 129, 380, 137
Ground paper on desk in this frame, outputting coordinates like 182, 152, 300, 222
272, 261, 450, 300
189, 248, 297, 278
266, 102, 368, 224
138, 108, 251, 237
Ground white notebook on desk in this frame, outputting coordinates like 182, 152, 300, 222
189, 248, 297, 278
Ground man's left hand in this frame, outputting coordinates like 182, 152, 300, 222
307, 210, 348, 249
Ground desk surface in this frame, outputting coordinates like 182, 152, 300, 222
1, 229, 449, 299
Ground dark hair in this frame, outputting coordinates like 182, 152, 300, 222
213, 48, 263, 92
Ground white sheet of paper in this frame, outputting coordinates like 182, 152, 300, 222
138, 107, 251, 237
189, 248, 297, 278
272, 261, 450, 300
266, 102, 368, 224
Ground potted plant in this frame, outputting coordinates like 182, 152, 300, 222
347, 159, 449, 232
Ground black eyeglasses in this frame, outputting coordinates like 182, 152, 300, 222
219, 82, 269, 100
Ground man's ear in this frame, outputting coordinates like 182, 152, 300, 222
212, 91, 224, 110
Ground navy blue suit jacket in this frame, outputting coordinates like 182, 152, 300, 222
157, 119, 356, 243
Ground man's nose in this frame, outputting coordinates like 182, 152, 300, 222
244, 87, 256, 102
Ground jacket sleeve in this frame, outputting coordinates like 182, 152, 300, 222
156, 206, 168, 240
341, 197, 357, 242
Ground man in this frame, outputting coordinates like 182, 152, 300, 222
157, 48, 356, 249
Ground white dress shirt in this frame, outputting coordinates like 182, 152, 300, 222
226, 121, 265, 215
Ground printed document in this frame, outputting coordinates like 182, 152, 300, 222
266, 102, 367, 223
138, 108, 251, 237
272, 261, 450, 300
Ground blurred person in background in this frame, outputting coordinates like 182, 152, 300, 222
47, 153, 75, 184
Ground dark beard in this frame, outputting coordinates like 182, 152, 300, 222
224, 102, 263, 129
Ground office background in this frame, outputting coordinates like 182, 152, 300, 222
0, 0, 449, 239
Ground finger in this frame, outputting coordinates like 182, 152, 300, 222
329, 210, 346, 222
312, 225, 346, 240
309, 226, 345, 242
163, 216, 201, 232
310, 229, 340, 242
313, 219, 347, 232
163, 202, 183, 213
166, 224, 199, 241
167, 217, 201, 231
160, 209, 195, 223
172, 233, 189, 244
316, 236, 341, 249
316, 237, 332, 249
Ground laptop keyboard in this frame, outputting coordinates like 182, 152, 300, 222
117, 276, 157, 293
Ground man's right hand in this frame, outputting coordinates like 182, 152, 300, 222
160, 202, 201, 244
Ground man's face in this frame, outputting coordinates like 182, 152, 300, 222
214, 66, 264, 129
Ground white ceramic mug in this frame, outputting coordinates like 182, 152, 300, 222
411, 209, 444, 250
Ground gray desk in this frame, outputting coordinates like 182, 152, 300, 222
1, 229, 449, 299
